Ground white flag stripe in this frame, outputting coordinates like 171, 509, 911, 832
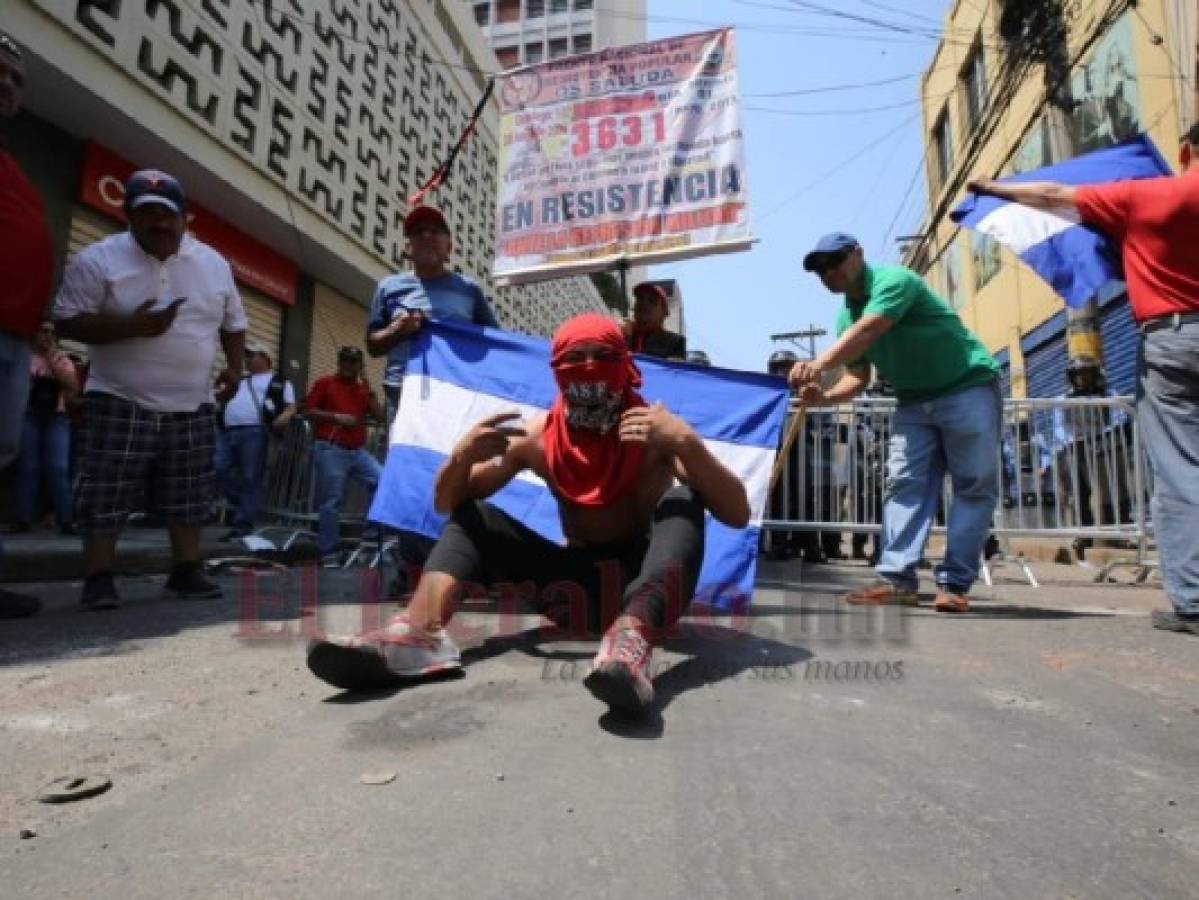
394, 373, 774, 525
975, 202, 1080, 254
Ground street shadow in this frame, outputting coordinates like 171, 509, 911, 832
598, 622, 814, 739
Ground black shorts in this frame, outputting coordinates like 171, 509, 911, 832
425, 486, 706, 634
75, 391, 216, 532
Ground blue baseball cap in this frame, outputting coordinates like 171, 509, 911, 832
803, 232, 860, 272
124, 169, 186, 215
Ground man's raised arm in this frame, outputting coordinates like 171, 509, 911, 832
433, 412, 529, 514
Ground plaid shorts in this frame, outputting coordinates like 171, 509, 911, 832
75, 392, 217, 532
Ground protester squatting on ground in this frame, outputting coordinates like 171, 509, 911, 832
53, 168, 247, 610
791, 232, 1001, 614
970, 126, 1199, 635
307, 313, 750, 718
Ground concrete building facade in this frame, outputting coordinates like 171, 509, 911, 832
467, 0, 646, 69
7, 0, 607, 395
912, 0, 1196, 400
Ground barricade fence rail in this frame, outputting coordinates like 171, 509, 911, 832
762, 395, 1152, 564
255, 415, 390, 551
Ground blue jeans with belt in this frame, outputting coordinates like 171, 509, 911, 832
314, 440, 382, 555
1138, 321, 1199, 615
877, 380, 1002, 594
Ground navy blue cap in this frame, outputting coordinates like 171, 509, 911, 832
124, 169, 186, 215
802, 232, 860, 272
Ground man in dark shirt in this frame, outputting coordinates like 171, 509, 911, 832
624, 282, 686, 360
303, 346, 386, 563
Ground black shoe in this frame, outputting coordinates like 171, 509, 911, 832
81, 573, 120, 611
803, 549, 828, 564
0, 588, 41, 619
1151, 609, 1199, 635
220, 527, 250, 542
165, 564, 223, 600
59, 523, 79, 537
9, 521, 31, 534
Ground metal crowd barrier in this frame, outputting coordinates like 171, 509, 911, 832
253, 416, 393, 564
762, 395, 1156, 587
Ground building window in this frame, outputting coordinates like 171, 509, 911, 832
496, 45, 520, 68
574, 0, 594, 9
526, 0, 544, 18
549, 37, 569, 59
496, 0, 520, 24
525, 42, 544, 64
473, 3, 489, 26
550, 0, 569, 13
932, 110, 953, 189
960, 43, 987, 131
573, 34, 592, 54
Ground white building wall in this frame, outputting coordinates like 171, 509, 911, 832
11, 0, 602, 336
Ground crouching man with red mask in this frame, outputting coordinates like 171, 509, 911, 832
307, 314, 750, 716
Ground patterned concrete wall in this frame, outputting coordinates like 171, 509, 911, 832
29, 0, 606, 332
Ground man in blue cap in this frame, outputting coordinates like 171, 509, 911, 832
790, 233, 1001, 613
54, 168, 247, 610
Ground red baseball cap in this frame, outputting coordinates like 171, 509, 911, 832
403, 205, 448, 235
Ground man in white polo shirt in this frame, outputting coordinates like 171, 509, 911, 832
54, 169, 247, 610
215, 342, 296, 540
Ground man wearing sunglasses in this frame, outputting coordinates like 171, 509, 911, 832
790, 233, 1001, 613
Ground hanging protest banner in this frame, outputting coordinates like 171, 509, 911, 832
493, 28, 752, 285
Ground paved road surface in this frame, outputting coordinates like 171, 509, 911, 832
1, 560, 1196, 898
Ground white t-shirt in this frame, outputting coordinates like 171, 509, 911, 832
53, 232, 248, 412
223, 373, 296, 427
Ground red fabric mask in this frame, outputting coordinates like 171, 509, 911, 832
544, 314, 646, 506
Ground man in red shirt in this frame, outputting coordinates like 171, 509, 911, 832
302, 346, 385, 563
0, 32, 53, 618
971, 126, 1199, 634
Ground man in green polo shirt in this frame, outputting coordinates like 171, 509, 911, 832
789, 232, 1001, 613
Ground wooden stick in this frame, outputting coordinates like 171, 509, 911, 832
770, 404, 805, 491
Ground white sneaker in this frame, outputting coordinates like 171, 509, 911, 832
307, 615, 462, 690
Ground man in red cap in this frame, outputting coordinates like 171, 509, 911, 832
308, 313, 750, 716
624, 281, 686, 360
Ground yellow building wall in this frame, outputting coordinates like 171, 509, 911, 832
915, 0, 1186, 394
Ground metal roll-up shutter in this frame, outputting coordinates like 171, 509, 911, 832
212, 286, 286, 379
1022, 312, 1068, 399
1100, 295, 1138, 396
308, 283, 385, 392
69, 205, 121, 258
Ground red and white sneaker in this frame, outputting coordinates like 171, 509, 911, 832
307, 615, 462, 691
583, 627, 654, 717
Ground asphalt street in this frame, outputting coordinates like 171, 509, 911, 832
1, 558, 1196, 899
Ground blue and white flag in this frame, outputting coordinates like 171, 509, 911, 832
368, 321, 789, 612
951, 133, 1172, 308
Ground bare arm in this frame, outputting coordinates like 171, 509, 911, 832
433, 412, 529, 514
366, 388, 385, 424
804, 366, 871, 406
789, 314, 894, 389
56, 299, 181, 346
967, 178, 1079, 211
673, 435, 751, 529
366, 311, 425, 357
219, 329, 245, 377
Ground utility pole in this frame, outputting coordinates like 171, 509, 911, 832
770, 326, 827, 361
1003, 0, 1103, 369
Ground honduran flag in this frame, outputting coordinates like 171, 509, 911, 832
951, 133, 1172, 308
368, 321, 789, 612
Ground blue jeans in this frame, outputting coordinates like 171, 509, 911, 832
314, 440, 382, 555
878, 380, 1002, 594
16, 413, 73, 526
215, 425, 267, 530
0, 331, 31, 468
1138, 323, 1199, 616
